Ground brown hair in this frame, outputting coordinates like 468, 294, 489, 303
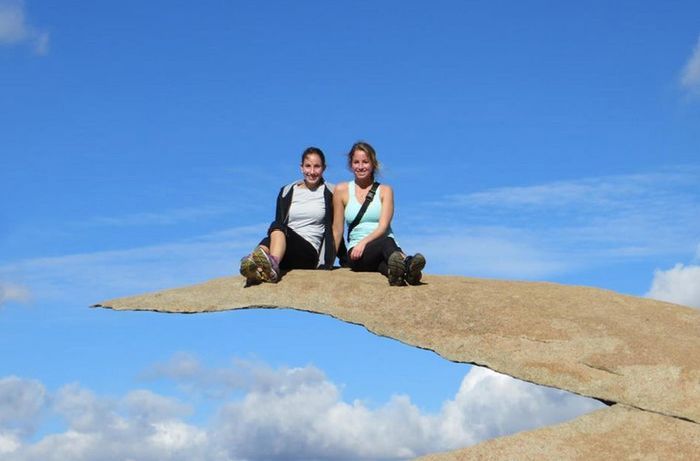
347, 141, 380, 174
301, 146, 326, 167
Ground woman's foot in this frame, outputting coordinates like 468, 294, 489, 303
387, 251, 406, 286
239, 253, 262, 284
240, 247, 279, 284
251, 246, 280, 283
404, 253, 426, 285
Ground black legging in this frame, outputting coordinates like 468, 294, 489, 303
347, 236, 402, 276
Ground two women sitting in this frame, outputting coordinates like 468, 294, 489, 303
239, 142, 425, 286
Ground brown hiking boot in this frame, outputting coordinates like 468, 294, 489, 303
387, 251, 406, 286
404, 253, 426, 285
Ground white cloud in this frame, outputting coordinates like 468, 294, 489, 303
0, 432, 21, 456
0, 376, 46, 436
681, 35, 700, 94
440, 367, 604, 442
0, 359, 604, 461
0, 0, 49, 55
208, 364, 602, 460
52, 384, 118, 433
123, 390, 193, 423
10, 382, 209, 461
646, 263, 700, 308
143, 353, 337, 400
0, 282, 31, 306
14, 423, 209, 461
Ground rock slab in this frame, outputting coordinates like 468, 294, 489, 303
94, 270, 700, 459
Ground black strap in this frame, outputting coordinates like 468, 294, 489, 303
347, 182, 380, 241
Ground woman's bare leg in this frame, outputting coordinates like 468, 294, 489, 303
268, 229, 286, 261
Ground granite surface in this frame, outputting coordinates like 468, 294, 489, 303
94, 269, 700, 459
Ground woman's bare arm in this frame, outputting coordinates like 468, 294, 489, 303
332, 182, 348, 253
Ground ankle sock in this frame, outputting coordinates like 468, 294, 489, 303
269, 254, 280, 273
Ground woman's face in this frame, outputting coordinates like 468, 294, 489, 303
300, 153, 325, 187
351, 149, 373, 181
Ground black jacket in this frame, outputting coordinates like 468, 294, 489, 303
267, 179, 339, 269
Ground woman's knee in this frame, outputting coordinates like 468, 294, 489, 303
270, 229, 286, 241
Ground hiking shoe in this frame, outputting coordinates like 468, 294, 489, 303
251, 246, 279, 283
387, 251, 406, 286
239, 254, 262, 284
404, 253, 426, 285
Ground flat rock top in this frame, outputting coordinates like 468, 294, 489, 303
95, 269, 700, 425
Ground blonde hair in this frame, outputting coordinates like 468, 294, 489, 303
347, 141, 380, 174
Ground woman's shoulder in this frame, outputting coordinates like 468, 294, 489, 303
334, 181, 350, 193
378, 183, 393, 193
377, 183, 393, 203
279, 181, 299, 197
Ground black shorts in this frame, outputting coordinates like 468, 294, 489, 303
260, 227, 319, 271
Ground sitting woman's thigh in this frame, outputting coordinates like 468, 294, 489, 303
281, 229, 319, 270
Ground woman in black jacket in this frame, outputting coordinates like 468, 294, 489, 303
240, 147, 338, 284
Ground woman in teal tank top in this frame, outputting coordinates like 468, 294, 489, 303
332, 141, 426, 286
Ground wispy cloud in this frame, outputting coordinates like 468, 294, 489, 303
681, 34, 700, 95
443, 170, 696, 212
87, 206, 235, 228
1, 357, 603, 460
400, 227, 571, 279
0, 0, 49, 55
414, 168, 700, 280
0, 224, 266, 303
0, 282, 31, 307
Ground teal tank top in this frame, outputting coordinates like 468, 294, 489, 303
344, 181, 395, 249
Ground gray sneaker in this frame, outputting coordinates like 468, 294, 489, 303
404, 253, 426, 285
387, 251, 406, 286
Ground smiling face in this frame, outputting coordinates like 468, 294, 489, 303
351, 149, 374, 181
346, 142, 379, 182
300, 153, 325, 187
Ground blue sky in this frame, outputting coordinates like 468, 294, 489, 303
1, 1, 699, 459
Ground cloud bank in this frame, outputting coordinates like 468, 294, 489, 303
0, 358, 603, 461
0, 0, 49, 54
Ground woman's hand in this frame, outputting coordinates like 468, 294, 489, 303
350, 240, 367, 260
